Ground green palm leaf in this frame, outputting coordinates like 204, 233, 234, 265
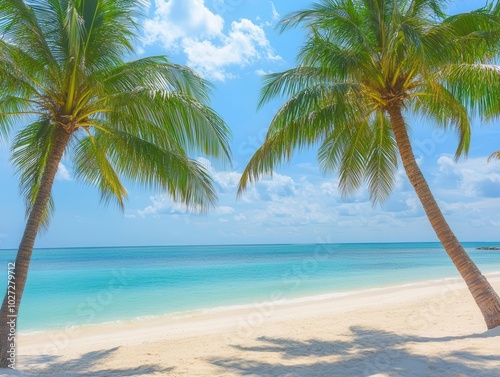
10, 121, 56, 229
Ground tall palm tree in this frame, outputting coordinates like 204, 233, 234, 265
239, 0, 500, 329
0, 0, 231, 366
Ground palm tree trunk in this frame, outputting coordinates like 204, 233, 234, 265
387, 104, 500, 330
0, 126, 72, 368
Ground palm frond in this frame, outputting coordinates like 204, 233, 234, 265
298, 32, 378, 83
336, 121, 370, 198
0, 0, 59, 72
410, 80, 471, 158
267, 83, 355, 137
259, 67, 331, 108
405, 0, 446, 18
440, 63, 500, 119
443, 6, 500, 61
237, 134, 290, 196
101, 57, 214, 102
10, 120, 56, 229
100, 129, 218, 211
72, 0, 146, 73
279, 0, 376, 55
365, 111, 398, 204
72, 133, 128, 209
239, 77, 366, 195
105, 88, 231, 163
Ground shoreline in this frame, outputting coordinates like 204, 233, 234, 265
15, 272, 500, 376
18, 270, 500, 336
6, 242, 500, 337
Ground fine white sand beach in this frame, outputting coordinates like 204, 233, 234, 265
7, 274, 500, 376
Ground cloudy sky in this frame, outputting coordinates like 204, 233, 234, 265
0, 0, 499, 249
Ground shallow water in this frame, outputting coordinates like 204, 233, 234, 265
1, 242, 499, 332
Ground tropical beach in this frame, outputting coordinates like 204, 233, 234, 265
2, 0, 500, 375
0, 243, 499, 375
10, 272, 500, 376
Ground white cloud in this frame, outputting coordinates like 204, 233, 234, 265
234, 213, 246, 221
138, 158, 239, 218
216, 206, 235, 215
144, 0, 280, 81
255, 69, 268, 76
56, 163, 71, 181
271, 2, 280, 21
136, 154, 500, 242
258, 172, 297, 200
144, 0, 223, 49
138, 193, 190, 217
197, 157, 241, 192
436, 155, 500, 198
320, 181, 339, 196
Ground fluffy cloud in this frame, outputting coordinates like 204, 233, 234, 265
271, 2, 280, 21
56, 163, 71, 181
138, 193, 191, 217
144, 0, 223, 48
184, 19, 280, 80
138, 157, 417, 228
144, 0, 280, 81
197, 157, 241, 192
135, 154, 499, 242
436, 155, 500, 198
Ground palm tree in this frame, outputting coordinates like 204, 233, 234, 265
0, 0, 231, 366
238, 0, 500, 329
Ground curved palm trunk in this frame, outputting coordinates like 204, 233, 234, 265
387, 104, 500, 330
0, 126, 72, 367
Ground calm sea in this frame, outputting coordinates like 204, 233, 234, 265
0, 242, 499, 332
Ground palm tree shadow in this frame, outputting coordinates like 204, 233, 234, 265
212, 326, 500, 377
19, 346, 174, 376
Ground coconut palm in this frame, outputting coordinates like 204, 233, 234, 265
239, 0, 500, 329
0, 0, 231, 366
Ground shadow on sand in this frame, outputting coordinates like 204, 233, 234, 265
212, 326, 500, 377
19, 346, 174, 376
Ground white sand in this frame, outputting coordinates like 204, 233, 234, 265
7, 274, 500, 376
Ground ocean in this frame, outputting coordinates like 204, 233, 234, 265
1, 242, 500, 332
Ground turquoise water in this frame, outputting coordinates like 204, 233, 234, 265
0, 242, 500, 332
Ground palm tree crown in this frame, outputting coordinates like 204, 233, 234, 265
1, 0, 231, 221
239, 0, 500, 329
240, 0, 497, 199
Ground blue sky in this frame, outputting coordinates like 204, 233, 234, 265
1, 0, 499, 249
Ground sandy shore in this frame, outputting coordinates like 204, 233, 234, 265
6, 273, 500, 376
